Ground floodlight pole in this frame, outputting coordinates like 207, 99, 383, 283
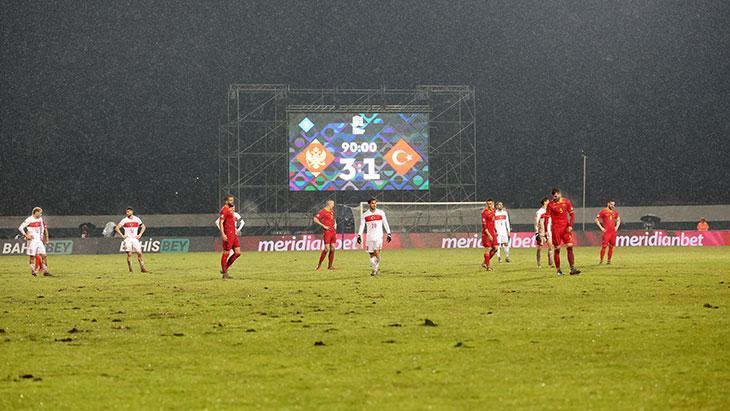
581, 151, 587, 231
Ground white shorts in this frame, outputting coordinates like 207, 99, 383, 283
122, 238, 142, 254
496, 232, 510, 244
27, 240, 46, 256
366, 238, 383, 253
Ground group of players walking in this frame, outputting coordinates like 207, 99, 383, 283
18, 188, 620, 279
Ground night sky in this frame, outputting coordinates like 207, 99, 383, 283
2, 0, 728, 215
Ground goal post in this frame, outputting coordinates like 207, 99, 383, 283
350, 202, 485, 233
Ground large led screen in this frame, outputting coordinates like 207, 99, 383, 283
289, 113, 428, 191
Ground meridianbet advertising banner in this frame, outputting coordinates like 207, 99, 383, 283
1, 231, 729, 256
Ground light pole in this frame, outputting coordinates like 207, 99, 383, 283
581, 151, 587, 231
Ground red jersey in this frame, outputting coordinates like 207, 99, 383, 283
481, 207, 496, 236
315, 208, 336, 233
546, 198, 574, 227
219, 206, 237, 234
596, 208, 619, 232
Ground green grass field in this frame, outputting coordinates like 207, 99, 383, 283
1, 247, 728, 410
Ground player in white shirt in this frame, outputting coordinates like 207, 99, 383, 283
535, 197, 554, 268
214, 205, 245, 258
114, 207, 150, 273
494, 202, 511, 263
18, 207, 52, 276
357, 198, 392, 276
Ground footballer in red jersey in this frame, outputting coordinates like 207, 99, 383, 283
595, 199, 621, 264
480, 198, 498, 271
545, 188, 581, 276
218, 194, 241, 279
313, 199, 337, 270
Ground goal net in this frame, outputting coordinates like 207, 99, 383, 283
350, 202, 484, 233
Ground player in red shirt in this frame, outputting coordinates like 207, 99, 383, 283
313, 199, 337, 270
545, 188, 581, 276
218, 194, 241, 279
595, 199, 621, 264
480, 198, 498, 271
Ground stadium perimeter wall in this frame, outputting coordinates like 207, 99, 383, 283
1, 230, 728, 256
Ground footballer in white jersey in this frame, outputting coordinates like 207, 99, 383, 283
494, 202, 512, 262
18, 207, 52, 276
357, 198, 392, 276
535, 197, 554, 268
115, 207, 150, 273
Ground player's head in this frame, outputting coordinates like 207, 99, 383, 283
32, 207, 42, 217
496, 201, 504, 210
326, 199, 335, 210
551, 188, 561, 201
367, 197, 377, 210
607, 199, 615, 210
125, 207, 134, 217
485, 198, 494, 209
541, 197, 549, 207
224, 194, 235, 207
699, 217, 706, 223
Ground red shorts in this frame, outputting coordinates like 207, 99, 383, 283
323, 230, 337, 245
222, 234, 240, 251
602, 231, 617, 247
551, 226, 575, 247
482, 232, 496, 248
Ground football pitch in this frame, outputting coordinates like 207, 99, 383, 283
1, 247, 728, 410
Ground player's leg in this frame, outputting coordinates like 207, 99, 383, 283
220, 237, 231, 274
126, 251, 134, 272
536, 243, 542, 268
136, 251, 150, 273
28, 254, 36, 276
316, 243, 329, 270
600, 232, 609, 263
327, 242, 336, 270
374, 249, 381, 273
368, 251, 378, 275
496, 242, 501, 262
226, 246, 241, 268
39, 253, 51, 276
503, 240, 511, 262
607, 234, 616, 264
551, 229, 562, 274
35, 255, 43, 272
566, 232, 580, 275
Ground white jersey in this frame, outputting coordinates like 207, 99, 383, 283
117, 216, 144, 239
214, 212, 244, 232
19, 216, 45, 241
535, 207, 552, 234
358, 209, 391, 241
494, 210, 511, 235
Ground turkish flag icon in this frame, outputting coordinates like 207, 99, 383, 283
385, 139, 422, 175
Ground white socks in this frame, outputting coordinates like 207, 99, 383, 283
504, 245, 510, 258
370, 256, 381, 271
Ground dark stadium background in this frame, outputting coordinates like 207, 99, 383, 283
2, 0, 728, 215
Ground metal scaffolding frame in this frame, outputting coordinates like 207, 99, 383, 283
219, 84, 477, 233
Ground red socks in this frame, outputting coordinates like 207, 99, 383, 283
318, 250, 327, 266
600, 246, 606, 262
226, 253, 240, 269
567, 248, 575, 267
221, 253, 228, 272
554, 249, 561, 270
484, 249, 496, 266
327, 249, 335, 268
607, 246, 613, 261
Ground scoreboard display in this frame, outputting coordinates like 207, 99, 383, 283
289, 113, 429, 191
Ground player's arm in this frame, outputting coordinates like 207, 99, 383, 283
236, 217, 245, 232
218, 216, 227, 241
534, 213, 541, 234
615, 215, 621, 231
595, 214, 605, 232
18, 220, 32, 240
313, 215, 329, 231
43, 223, 49, 244
137, 224, 146, 239
382, 213, 392, 242
356, 213, 365, 244
567, 201, 575, 231
506, 213, 511, 236
114, 223, 124, 237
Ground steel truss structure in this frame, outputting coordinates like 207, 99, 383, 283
219, 84, 477, 233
